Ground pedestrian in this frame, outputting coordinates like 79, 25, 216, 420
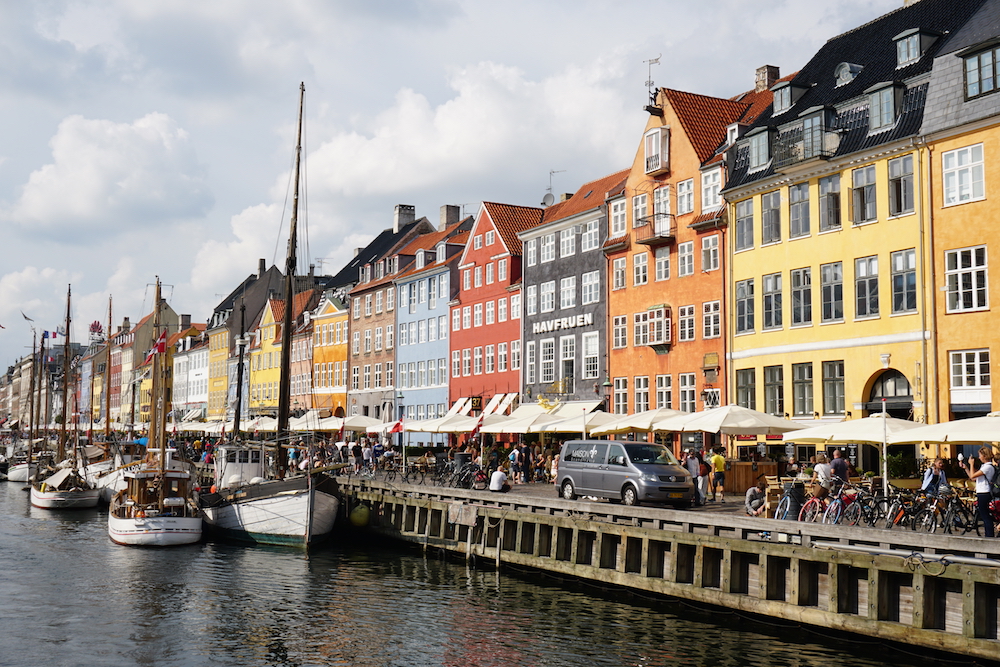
551, 453, 560, 486
489, 465, 511, 493
921, 457, 948, 495
745, 480, 767, 517
518, 441, 532, 484
351, 441, 363, 473
683, 449, 705, 506
709, 448, 727, 502
810, 452, 833, 498
961, 446, 997, 538
830, 448, 849, 483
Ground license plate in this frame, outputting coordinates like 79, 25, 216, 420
668, 492, 683, 499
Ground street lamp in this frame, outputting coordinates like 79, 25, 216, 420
601, 375, 613, 412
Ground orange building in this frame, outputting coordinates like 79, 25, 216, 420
311, 295, 349, 416
604, 71, 779, 453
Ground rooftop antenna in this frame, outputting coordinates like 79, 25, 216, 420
645, 54, 661, 110
542, 169, 564, 207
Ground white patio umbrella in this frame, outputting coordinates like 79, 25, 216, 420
532, 410, 619, 435
650, 404, 807, 436
479, 412, 561, 434
590, 407, 690, 436
887, 412, 1000, 444
319, 415, 382, 433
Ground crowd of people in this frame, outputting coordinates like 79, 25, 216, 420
680, 447, 727, 506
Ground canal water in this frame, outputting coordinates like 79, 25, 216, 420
0, 481, 954, 667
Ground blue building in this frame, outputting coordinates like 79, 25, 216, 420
393, 207, 471, 447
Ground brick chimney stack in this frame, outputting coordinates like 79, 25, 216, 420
755, 65, 780, 92
393, 204, 416, 233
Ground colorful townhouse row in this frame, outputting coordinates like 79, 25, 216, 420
3, 0, 1000, 466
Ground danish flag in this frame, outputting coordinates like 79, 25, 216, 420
144, 330, 168, 364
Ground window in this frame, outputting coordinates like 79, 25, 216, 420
819, 175, 841, 231
966, 46, 1000, 98
736, 279, 754, 334
869, 86, 896, 131
821, 262, 844, 322
375, 291, 383, 314
761, 191, 781, 244
656, 375, 672, 409
352, 366, 359, 390
386, 287, 394, 311
891, 249, 917, 313
763, 272, 782, 329
560, 229, 575, 257
633, 252, 648, 285
613, 377, 629, 414
855, 256, 879, 318
511, 340, 521, 370
736, 369, 756, 410
510, 294, 521, 319
353, 297, 360, 319
679, 373, 696, 412
678, 305, 695, 342
498, 259, 507, 281
474, 347, 483, 375
352, 331, 360, 354
560, 277, 576, 309
889, 155, 914, 216
677, 179, 694, 215
634, 376, 650, 412
822, 361, 845, 415
473, 234, 482, 249
485, 300, 494, 324
943, 144, 985, 206
452, 350, 461, 378
701, 235, 719, 272
764, 365, 784, 416
463, 269, 471, 291
560, 336, 575, 386
644, 127, 669, 173
851, 165, 877, 224
791, 268, 812, 325
582, 332, 599, 379
485, 230, 495, 245
462, 348, 471, 376
540, 281, 556, 313
526, 285, 537, 316
525, 239, 537, 266
610, 199, 627, 236
462, 306, 471, 329
581, 221, 599, 251
374, 327, 383, 351
792, 363, 813, 417
702, 301, 720, 339
498, 342, 508, 372
498, 297, 508, 321
612, 258, 627, 290
735, 199, 754, 251
632, 194, 648, 227
701, 169, 721, 211
581, 271, 600, 305
486, 263, 494, 285
946, 245, 988, 312
678, 242, 694, 276
897, 33, 920, 66
386, 325, 393, 349
789, 183, 810, 238
951, 349, 990, 388
613, 315, 627, 349
485, 344, 494, 373
653, 186, 670, 226
634, 312, 650, 346
452, 309, 460, 331
654, 248, 670, 281
439, 315, 447, 339
473, 303, 483, 327
749, 132, 769, 170
540, 339, 555, 383
474, 266, 482, 288
773, 84, 792, 114
649, 307, 670, 344
540, 234, 555, 263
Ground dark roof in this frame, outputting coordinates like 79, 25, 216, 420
934, 0, 1000, 55
326, 219, 426, 289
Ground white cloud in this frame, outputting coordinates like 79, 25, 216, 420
6, 113, 213, 240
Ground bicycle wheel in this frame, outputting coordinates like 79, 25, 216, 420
471, 469, 488, 491
383, 466, 397, 483
822, 499, 844, 525
842, 501, 862, 526
864, 496, 888, 528
944, 505, 974, 535
882, 500, 903, 530
775, 496, 792, 521
914, 508, 938, 533
799, 498, 823, 522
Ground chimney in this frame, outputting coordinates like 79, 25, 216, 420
354, 247, 363, 257
755, 65, 780, 92
393, 204, 416, 233
559, 193, 574, 202
181, 314, 191, 330
121, 317, 130, 332
258, 258, 266, 278
439, 204, 460, 230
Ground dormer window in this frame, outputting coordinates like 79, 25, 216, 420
747, 129, 771, 171
375, 261, 384, 279
867, 84, 902, 132
894, 28, 938, 68
835, 62, 863, 87
726, 124, 740, 147
963, 42, 1000, 99
771, 81, 808, 116
644, 126, 669, 175
416, 250, 425, 269
436, 242, 446, 262
362, 264, 371, 282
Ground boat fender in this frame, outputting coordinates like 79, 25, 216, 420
210, 485, 217, 494
135, 510, 145, 518
349, 504, 370, 527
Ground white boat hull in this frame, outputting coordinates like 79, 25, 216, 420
201, 487, 338, 547
108, 513, 202, 546
30, 486, 100, 509
7, 463, 36, 483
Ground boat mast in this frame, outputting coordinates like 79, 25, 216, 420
149, 278, 166, 509
35, 332, 46, 451
276, 82, 305, 476
104, 297, 112, 444
27, 330, 37, 446
58, 284, 71, 461
233, 299, 246, 439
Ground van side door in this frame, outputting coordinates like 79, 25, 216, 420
577, 443, 608, 495
602, 443, 630, 499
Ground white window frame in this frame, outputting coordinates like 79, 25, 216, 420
701, 169, 721, 211
946, 245, 988, 313
943, 144, 985, 206
678, 242, 694, 277
677, 179, 694, 215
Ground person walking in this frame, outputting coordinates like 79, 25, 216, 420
961, 446, 997, 538
709, 448, 726, 502
830, 449, 849, 484
683, 449, 705, 506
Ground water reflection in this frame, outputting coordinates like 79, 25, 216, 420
0, 482, 946, 666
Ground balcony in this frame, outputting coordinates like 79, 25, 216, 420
633, 213, 676, 247
772, 116, 839, 172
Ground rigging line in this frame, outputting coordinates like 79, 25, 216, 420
299, 95, 310, 272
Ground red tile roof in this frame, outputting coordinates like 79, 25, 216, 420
269, 290, 314, 323
663, 89, 753, 164
542, 169, 630, 224
729, 72, 797, 125
482, 202, 544, 256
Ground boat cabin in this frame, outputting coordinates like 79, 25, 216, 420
214, 445, 266, 489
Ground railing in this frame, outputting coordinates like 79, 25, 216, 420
633, 213, 676, 245
773, 120, 836, 169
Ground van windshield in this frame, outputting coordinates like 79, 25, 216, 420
623, 444, 680, 466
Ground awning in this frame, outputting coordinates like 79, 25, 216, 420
458, 399, 474, 416
181, 408, 204, 422
480, 393, 505, 416
549, 400, 602, 419
496, 393, 519, 415
445, 397, 469, 416
2, 419, 18, 429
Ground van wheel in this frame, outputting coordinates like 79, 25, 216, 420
622, 485, 639, 506
561, 480, 577, 501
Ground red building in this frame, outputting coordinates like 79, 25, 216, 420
449, 202, 543, 419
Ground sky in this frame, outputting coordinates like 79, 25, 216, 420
0, 0, 904, 369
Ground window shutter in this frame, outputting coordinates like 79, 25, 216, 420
664, 308, 672, 343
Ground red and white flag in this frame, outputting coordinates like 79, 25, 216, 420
144, 329, 168, 364
389, 418, 403, 434
469, 413, 484, 439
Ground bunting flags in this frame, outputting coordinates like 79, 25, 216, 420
144, 329, 168, 364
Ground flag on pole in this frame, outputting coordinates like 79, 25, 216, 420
470, 413, 484, 439
144, 329, 168, 364
21, 311, 33, 322
389, 418, 403, 434
337, 420, 345, 443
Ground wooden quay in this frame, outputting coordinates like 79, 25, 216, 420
338, 476, 1000, 661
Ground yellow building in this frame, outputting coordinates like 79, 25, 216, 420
311, 295, 348, 416
720, 2, 977, 468
249, 299, 282, 417
206, 326, 230, 420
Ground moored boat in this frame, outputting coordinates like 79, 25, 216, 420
30, 467, 100, 509
108, 448, 201, 546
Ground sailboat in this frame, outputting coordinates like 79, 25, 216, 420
198, 83, 340, 547
31, 285, 101, 509
108, 279, 202, 546
8, 331, 43, 483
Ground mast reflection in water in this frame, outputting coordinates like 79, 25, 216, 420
0, 482, 939, 666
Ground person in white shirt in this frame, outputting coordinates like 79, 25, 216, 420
489, 466, 511, 493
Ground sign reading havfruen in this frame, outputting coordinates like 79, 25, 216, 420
532, 313, 594, 335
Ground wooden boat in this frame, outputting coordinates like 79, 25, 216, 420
107, 279, 201, 546
30, 467, 100, 509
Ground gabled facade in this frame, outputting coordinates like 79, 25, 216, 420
521, 170, 627, 407
450, 202, 541, 417
311, 294, 349, 416
723, 0, 985, 467
248, 291, 316, 417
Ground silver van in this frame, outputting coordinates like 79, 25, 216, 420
557, 440, 694, 508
